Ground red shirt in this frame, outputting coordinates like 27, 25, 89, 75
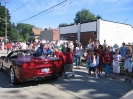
97, 50, 104, 63
54, 51, 60, 57
66, 52, 73, 64
103, 52, 113, 63
6, 43, 11, 49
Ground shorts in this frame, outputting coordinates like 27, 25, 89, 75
7, 48, 10, 50
105, 64, 111, 74
64, 64, 73, 72
98, 63, 104, 68
89, 66, 96, 72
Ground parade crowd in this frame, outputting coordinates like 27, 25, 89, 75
1, 39, 133, 83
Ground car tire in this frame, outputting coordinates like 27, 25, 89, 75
10, 67, 18, 85
52, 76, 59, 79
0, 62, 3, 71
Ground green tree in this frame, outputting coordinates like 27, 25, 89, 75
0, 5, 12, 38
74, 9, 102, 24
58, 23, 68, 27
70, 22, 75, 25
16, 23, 35, 41
96, 15, 102, 19
8, 23, 19, 42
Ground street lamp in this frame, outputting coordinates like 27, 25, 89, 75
0, 17, 8, 42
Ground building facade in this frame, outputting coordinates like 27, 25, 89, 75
59, 19, 133, 47
29, 28, 42, 43
40, 29, 59, 41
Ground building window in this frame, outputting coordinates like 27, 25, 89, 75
94, 32, 97, 36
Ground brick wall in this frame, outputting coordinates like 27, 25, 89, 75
53, 29, 59, 41
60, 32, 96, 47
80, 32, 97, 47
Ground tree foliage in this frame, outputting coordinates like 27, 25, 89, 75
16, 23, 35, 41
74, 9, 102, 24
0, 5, 12, 37
59, 9, 102, 27
58, 23, 68, 27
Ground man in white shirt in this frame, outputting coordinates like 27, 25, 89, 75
20, 41, 27, 50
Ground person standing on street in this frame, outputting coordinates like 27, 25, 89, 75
96, 45, 104, 76
112, 49, 121, 80
75, 43, 83, 69
103, 48, 113, 77
124, 49, 132, 83
120, 42, 127, 66
6, 42, 11, 54
88, 50, 98, 80
63, 47, 75, 79
2, 41, 4, 50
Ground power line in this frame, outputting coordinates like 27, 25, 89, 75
19, 0, 72, 23
24, 0, 75, 22
10, 0, 32, 13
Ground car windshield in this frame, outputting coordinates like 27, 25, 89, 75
22, 50, 31, 56
17, 50, 31, 57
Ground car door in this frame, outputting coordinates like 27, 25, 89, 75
3, 51, 18, 73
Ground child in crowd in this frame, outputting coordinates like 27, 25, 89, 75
63, 47, 75, 79
112, 49, 121, 80
96, 45, 104, 76
124, 49, 132, 83
86, 50, 91, 76
88, 50, 98, 80
103, 48, 113, 77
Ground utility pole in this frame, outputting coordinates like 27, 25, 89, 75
1, 0, 9, 43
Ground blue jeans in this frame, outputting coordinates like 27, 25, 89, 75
75, 55, 81, 66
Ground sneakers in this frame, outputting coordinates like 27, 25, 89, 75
124, 78, 132, 83
100, 73, 103, 76
124, 79, 128, 82
71, 73, 75, 77
128, 79, 132, 83
94, 76, 98, 80
64, 74, 68, 79
62, 73, 68, 79
87, 76, 91, 78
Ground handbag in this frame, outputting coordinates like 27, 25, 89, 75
105, 64, 111, 74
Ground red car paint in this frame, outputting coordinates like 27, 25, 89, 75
0, 50, 64, 84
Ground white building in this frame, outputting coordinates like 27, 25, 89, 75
59, 19, 133, 47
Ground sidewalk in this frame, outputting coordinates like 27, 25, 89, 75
79, 63, 126, 76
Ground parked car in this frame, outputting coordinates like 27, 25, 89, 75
0, 50, 64, 85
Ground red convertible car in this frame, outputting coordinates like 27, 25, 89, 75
0, 50, 64, 85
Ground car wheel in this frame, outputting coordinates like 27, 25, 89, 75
0, 62, 3, 71
10, 67, 18, 85
52, 76, 59, 79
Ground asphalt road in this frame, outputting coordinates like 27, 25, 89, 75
0, 50, 133, 99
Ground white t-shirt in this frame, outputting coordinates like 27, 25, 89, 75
75, 46, 82, 57
90, 55, 96, 67
87, 44, 92, 50
113, 54, 121, 63
21, 43, 27, 49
